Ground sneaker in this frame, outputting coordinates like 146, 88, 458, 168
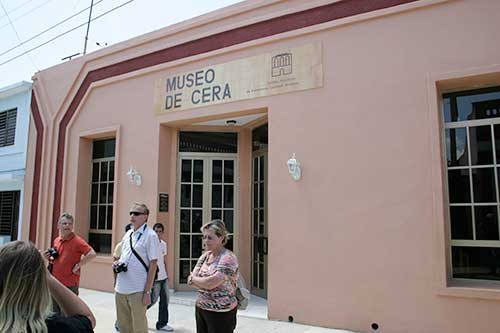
114, 321, 120, 331
158, 324, 174, 331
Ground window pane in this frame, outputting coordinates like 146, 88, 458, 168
445, 128, 468, 167
98, 206, 106, 229
193, 160, 203, 183
259, 156, 264, 181
100, 162, 108, 181
108, 183, 114, 203
452, 246, 500, 281
181, 185, 191, 207
91, 184, 99, 204
443, 97, 451, 123
253, 210, 258, 234
92, 163, 100, 182
181, 160, 192, 182
226, 237, 233, 252
192, 210, 203, 233
90, 206, 97, 229
472, 168, 496, 203
212, 185, 222, 208
180, 209, 190, 233
469, 126, 493, 165
252, 123, 268, 151
92, 139, 116, 159
109, 161, 115, 181
224, 185, 234, 208
88, 233, 111, 254
474, 206, 499, 240
99, 184, 107, 204
253, 158, 258, 181
450, 206, 473, 239
224, 160, 234, 183
259, 182, 264, 207
192, 185, 203, 208
106, 206, 113, 230
212, 160, 222, 183
254, 183, 258, 208
180, 235, 190, 258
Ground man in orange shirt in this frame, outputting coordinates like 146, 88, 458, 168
44, 212, 96, 309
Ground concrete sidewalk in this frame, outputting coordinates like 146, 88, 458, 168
79, 288, 355, 333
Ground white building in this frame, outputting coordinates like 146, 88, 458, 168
0, 81, 31, 245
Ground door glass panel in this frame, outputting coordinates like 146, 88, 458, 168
259, 183, 264, 207
92, 163, 100, 182
212, 160, 222, 183
253, 158, 258, 181
180, 235, 190, 258
193, 160, 204, 182
259, 156, 264, 181
192, 210, 203, 233
253, 210, 258, 233
450, 206, 473, 239
192, 185, 203, 207
212, 185, 222, 208
224, 210, 234, 233
224, 160, 234, 183
182, 160, 192, 182
179, 260, 190, 284
109, 161, 115, 181
448, 169, 471, 203
106, 206, 113, 230
100, 162, 108, 182
181, 185, 191, 207
226, 238, 233, 251
192, 234, 203, 258
211, 209, 222, 220
180, 210, 190, 233
224, 185, 234, 208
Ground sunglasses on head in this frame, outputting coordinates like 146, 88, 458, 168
129, 211, 145, 216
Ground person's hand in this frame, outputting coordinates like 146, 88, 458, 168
187, 273, 193, 285
41, 249, 51, 261
143, 292, 151, 306
72, 263, 81, 275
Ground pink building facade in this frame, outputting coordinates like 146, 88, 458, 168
22, 0, 500, 332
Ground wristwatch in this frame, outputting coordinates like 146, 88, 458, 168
144, 290, 151, 295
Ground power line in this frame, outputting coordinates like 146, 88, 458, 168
0, 0, 39, 71
0, 0, 54, 30
0, 0, 134, 67
0, 0, 35, 20
0, 0, 104, 58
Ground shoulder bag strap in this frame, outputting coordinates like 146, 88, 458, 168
129, 232, 149, 273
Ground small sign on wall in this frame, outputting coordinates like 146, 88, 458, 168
159, 193, 169, 212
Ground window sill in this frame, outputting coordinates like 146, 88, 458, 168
438, 279, 500, 300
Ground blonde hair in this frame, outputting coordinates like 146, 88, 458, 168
201, 219, 229, 246
58, 212, 74, 223
0, 241, 52, 333
131, 202, 150, 215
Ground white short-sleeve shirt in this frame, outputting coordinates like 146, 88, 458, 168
115, 223, 159, 294
157, 240, 168, 281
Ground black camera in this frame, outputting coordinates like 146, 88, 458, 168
113, 262, 128, 274
47, 247, 59, 259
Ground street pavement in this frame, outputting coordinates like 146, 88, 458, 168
79, 288, 356, 333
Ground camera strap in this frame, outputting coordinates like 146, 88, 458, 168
129, 227, 159, 279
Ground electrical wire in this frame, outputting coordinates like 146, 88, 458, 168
0, 0, 54, 30
0, 0, 36, 20
0, 0, 104, 58
0, 0, 39, 70
0, 0, 134, 67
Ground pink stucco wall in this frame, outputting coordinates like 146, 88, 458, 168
23, 0, 500, 332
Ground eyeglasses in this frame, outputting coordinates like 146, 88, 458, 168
129, 211, 145, 216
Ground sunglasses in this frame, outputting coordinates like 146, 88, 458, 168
129, 211, 145, 216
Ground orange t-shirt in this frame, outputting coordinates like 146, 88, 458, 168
51, 233, 92, 287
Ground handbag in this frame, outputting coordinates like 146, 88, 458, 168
129, 231, 159, 281
235, 272, 250, 310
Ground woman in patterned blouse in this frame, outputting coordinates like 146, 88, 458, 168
188, 219, 239, 333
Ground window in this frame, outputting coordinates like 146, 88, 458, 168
0, 191, 20, 244
443, 86, 500, 281
89, 139, 115, 254
0, 109, 17, 147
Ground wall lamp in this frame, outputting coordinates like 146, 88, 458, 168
287, 153, 301, 181
127, 166, 142, 186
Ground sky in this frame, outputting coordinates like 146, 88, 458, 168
0, 0, 243, 88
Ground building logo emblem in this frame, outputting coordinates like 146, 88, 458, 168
271, 53, 293, 77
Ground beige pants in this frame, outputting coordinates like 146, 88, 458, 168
115, 292, 148, 333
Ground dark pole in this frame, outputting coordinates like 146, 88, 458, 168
83, 0, 95, 55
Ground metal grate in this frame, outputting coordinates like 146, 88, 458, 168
0, 109, 17, 147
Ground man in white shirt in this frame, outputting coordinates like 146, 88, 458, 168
148, 222, 173, 331
113, 203, 159, 333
